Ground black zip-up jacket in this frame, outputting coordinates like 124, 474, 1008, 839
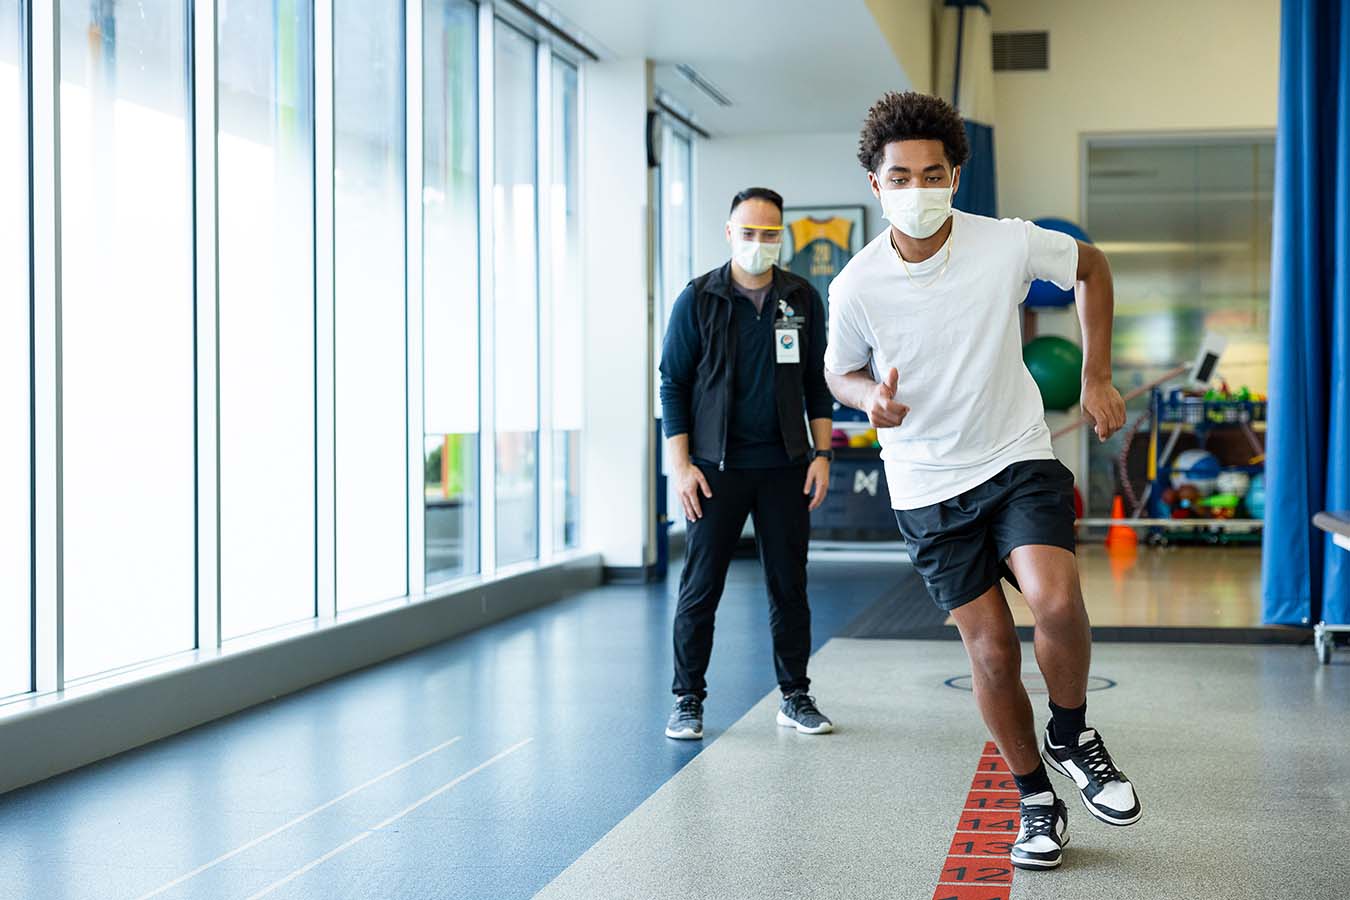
659, 262, 834, 469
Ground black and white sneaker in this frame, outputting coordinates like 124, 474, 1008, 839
1042, 727, 1142, 826
665, 694, 703, 740
1011, 791, 1069, 870
776, 691, 834, 734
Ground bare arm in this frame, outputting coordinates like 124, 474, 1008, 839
1074, 241, 1125, 440
808, 417, 832, 451
824, 366, 909, 428
667, 433, 692, 470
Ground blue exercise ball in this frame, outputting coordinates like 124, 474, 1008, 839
1024, 218, 1091, 308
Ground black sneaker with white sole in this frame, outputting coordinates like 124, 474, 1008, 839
1011, 791, 1069, 870
1042, 727, 1142, 826
665, 694, 703, 740
776, 691, 833, 734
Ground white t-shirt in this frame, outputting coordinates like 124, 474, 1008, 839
824, 211, 1079, 510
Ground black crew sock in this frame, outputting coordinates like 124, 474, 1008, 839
1013, 762, 1054, 799
1049, 699, 1088, 746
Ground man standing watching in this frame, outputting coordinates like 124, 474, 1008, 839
659, 187, 836, 741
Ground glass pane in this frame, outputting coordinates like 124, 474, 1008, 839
335, 0, 406, 609
59, 0, 195, 680
549, 58, 580, 550
658, 128, 693, 533
1084, 138, 1274, 515
423, 0, 479, 584
218, 1, 316, 638
0, 0, 30, 696
660, 130, 693, 323
492, 23, 538, 566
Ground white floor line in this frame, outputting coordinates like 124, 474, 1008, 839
243, 738, 533, 900
133, 736, 463, 900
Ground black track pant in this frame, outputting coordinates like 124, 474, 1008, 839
672, 463, 811, 699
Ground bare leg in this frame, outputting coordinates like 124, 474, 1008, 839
949, 583, 1040, 775
1005, 545, 1091, 710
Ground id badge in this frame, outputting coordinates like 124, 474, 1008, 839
775, 327, 800, 364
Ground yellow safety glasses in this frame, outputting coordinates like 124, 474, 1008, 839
727, 222, 785, 243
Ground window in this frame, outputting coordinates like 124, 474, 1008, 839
335, 0, 407, 609
549, 58, 580, 551
423, 0, 479, 584
2, 1, 593, 706
1083, 136, 1274, 515
0, 0, 29, 696
492, 22, 538, 567
656, 123, 693, 390
658, 124, 694, 532
217, 1, 316, 638
660, 127, 694, 319
59, 0, 195, 679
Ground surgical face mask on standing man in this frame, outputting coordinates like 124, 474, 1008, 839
878, 166, 959, 240
730, 231, 782, 275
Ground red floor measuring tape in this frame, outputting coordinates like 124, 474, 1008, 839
931, 742, 1017, 900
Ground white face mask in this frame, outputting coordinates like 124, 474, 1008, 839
731, 237, 781, 275
878, 170, 957, 239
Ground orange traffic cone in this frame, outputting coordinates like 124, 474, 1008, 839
1105, 495, 1138, 550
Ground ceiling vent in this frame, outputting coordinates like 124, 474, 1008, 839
992, 31, 1049, 72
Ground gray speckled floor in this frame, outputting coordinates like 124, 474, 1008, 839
533, 639, 1350, 900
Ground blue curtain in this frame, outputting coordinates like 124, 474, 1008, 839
1263, 0, 1350, 626
957, 122, 997, 219
940, 0, 997, 217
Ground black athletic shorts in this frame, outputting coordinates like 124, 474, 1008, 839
893, 459, 1077, 612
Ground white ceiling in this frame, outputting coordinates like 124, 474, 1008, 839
536, 0, 912, 136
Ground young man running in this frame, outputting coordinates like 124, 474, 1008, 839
823, 92, 1142, 871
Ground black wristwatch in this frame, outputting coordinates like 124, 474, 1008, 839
811, 450, 834, 462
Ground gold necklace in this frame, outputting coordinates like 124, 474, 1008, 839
892, 228, 952, 288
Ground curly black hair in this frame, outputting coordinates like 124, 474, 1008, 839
857, 91, 969, 173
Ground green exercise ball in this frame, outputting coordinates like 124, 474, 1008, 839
1022, 336, 1083, 411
